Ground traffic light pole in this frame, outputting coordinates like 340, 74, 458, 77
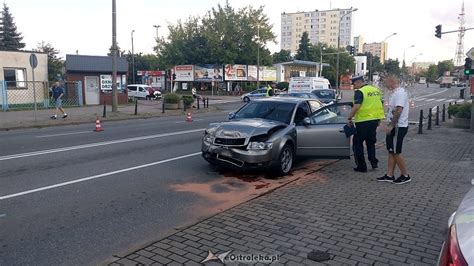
435, 27, 474, 38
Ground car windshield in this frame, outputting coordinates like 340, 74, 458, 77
234, 101, 296, 124
313, 90, 335, 99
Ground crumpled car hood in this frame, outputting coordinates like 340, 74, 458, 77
207, 119, 287, 138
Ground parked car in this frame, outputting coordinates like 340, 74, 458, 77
241, 88, 268, 102
277, 92, 321, 99
201, 98, 352, 176
127, 84, 161, 100
311, 89, 338, 104
438, 179, 474, 265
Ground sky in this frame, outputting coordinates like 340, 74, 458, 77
5, 0, 474, 66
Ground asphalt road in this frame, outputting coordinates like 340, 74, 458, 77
0, 86, 466, 265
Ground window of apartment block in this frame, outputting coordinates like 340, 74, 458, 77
4, 68, 27, 88
320, 12, 326, 16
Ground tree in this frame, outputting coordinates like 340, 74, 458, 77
0, 3, 25, 50
383, 59, 401, 76
155, 3, 275, 68
34, 42, 64, 81
437, 60, 454, 77
319, 46, 355, 86
295, 32, 311, 61
426, 64, 438, 82
362, 53, 383, 79
272, 49, 292, 63
107, 44, 126, 57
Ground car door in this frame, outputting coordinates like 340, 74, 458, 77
138, 86, 148, 98
296, 102, 352, 158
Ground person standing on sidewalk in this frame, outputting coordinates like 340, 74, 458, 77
347, 75, 385, 172
377, 75, 411, 184
50, 81, 68, 119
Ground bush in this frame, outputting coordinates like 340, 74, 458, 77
163, 93, 180, 104
448, 103, 471, 119
181, 95, 194, 107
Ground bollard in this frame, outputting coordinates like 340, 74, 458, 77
197, 97, 200, 109
134, 99, 138, 115
448, 102, 451, 119
103, 101, 107, 118
442, 104, 446, 122
435, 106, 439, 126
162, 100, 165, 113
460, 89, 464, 99
206, 97, 209, 108
202, 97, 206, 108
418, 109, 423, 134
427, 108, 432, 130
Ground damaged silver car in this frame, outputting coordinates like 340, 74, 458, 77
201, 98, 353, 176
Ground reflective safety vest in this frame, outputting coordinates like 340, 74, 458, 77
354, 85, 385, 123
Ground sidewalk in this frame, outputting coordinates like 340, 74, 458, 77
110, 121, 473, 265
0, 96, 241, 131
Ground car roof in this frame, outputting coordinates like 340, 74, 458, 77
252, 97, 309, 104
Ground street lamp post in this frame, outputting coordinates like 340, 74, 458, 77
319, 45, 326, 77
369, 32, 397, 81
336, 8, 357, 90
256, 24, 260, 89
153, 25, 160, 41
131, 30, 135, 84
403, 45, 415, 67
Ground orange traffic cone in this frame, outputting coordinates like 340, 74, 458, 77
94, 117, 104, 132
186, 112, 193, 122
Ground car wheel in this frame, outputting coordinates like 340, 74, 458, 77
243, 96, 250, 102
273, 144, 294, 176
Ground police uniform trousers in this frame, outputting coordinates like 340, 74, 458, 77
353, 119, 380, 170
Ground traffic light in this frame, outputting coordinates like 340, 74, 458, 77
435, 24, 442, 39
464, 58, 472, 76
172, 73, 176, 80
349, 46, 355, 56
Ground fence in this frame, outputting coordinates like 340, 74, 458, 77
0, 80, 83, 111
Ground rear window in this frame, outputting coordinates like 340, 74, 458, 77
312, 90, 335, 99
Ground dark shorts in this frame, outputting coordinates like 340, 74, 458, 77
386, 127, 408, 154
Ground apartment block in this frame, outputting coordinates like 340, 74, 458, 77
363, 42, 388, 64
281, 8, 355, 54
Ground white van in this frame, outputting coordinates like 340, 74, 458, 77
127, 84, 161, 99
288, 77, 332, 93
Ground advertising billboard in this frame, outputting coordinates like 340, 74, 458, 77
194, 65, 223, 82
245, 66, 277, 81
100, 74, 126, 91
175, 65, 194, 81
224, 64, 247, 81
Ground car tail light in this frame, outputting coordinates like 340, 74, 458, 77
439, 224, 468, 266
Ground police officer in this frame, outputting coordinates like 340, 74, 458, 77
347, 75, 385, 172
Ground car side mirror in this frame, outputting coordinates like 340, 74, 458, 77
228, 112, 236, 120
303, 117, 311, 126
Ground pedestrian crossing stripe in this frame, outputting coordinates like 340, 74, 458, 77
425, 99, 436, 102
435, 98, 445, 102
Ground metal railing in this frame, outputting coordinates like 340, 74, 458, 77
0, 81, 82, 111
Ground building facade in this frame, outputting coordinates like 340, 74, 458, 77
65, 55, 129, 105
353, 56, 368, 76
281, 8, 355, 53
363, 42, 388, 64
353, 36, 364, 55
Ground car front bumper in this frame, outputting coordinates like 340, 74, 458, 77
201, 141, 276, 169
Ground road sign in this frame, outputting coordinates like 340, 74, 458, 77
467, 47, 474, 60
29, 53, 38, 69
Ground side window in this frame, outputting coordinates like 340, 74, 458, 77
311, 103, 352, 124
294, 102, 310, 125
128, 86, 136, 92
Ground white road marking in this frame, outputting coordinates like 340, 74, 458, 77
0, 152, 201, 201
0, 214, 6, 218
435, 98, 446, 102
417, 88, 448, 98
173, 119, 204, 124
0, 129, 204, 162
425, 98, 436, 102
36, 131, 93, 138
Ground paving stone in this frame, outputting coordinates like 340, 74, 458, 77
134, 256, 155, 265
168, 254, 188, 264
150, 254, 172, 264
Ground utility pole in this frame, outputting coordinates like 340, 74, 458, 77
336, 8, 357, 90
111, 0, 118, 112
131, 30, 135, 84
